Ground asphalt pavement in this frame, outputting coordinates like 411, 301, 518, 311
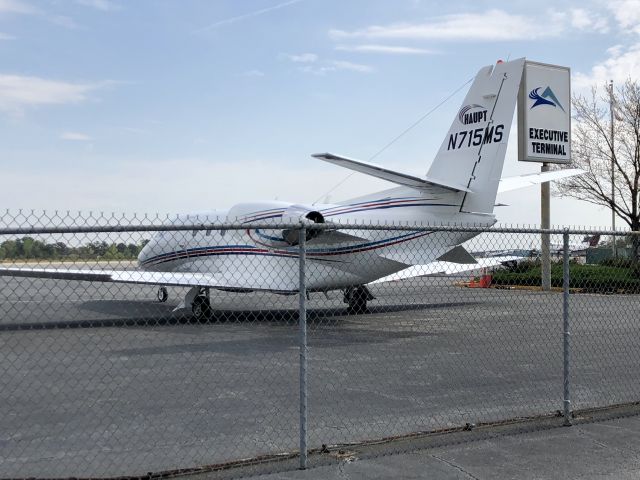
1, 275, 639, 478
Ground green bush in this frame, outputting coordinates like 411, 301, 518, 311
491, 263, 640, 292
598, 258, 640, 278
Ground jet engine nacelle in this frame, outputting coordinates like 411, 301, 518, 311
280, 205, 325, 245
227, 202, 325, 247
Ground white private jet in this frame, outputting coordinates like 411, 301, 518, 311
0, 58, 582, 317
550, 234, 601, 255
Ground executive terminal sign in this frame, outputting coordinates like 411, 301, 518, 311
518, 61, 571, 164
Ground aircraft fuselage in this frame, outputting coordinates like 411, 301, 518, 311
138, 188, 494, 291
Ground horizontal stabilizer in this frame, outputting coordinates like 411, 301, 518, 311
498, 169, 584, 193
312, 153, 472, 193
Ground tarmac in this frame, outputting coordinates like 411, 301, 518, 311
2, 275, 640, 478
254, 407, 640, 480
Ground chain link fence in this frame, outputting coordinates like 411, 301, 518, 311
0, 210, 639, 477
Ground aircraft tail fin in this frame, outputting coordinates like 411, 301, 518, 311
427, 58, 525, 214
587, 234, 601, 247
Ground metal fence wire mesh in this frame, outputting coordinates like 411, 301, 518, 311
0, 210, 639, 478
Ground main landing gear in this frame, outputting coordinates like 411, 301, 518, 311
172, 286, 213, 322
190, 287, 212, 322
343, 285, 374, 314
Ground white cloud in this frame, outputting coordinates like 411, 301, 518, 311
330, 60, 374, 73
0, 0, 39, 15
61, 131, 92, 141
298, 60, 374, 75
0, 32, 15, 39
606, 0, 640, 34
0, 74, 103, 114
573, 43, 640, 89
283, 53, 372, 75
297, 65, 329, 75
49, 15, 80, 29
75, 0, 120, 11
286, 53, 318, 63
0, 0, 80, 29
240, 69, 265, 77
335, 44, 436, 55
569, 8, 609, 32
329, 7, 613, 43
329, 10, 565, 42
196, 0, 303, 32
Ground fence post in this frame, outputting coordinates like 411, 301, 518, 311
562, 229, 572, 426
298, 224, 308, 468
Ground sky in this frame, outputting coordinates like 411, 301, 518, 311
1, 0, 639, 228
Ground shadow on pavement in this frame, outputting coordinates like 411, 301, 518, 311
0, 300, 479, 331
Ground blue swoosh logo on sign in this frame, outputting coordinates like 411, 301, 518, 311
529, 87, 565, 112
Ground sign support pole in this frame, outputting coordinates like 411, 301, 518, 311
541, 162, 551, 291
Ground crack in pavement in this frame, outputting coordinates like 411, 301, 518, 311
430, 453, 482, 480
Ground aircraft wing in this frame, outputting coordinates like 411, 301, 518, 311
369, 256, 522, 284
498, 169, 584, 193
0, 266, 299, 292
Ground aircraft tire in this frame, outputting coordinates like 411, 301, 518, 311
157, 286, 168, 303
192, 295, 211, 322
347, 287, 368, 314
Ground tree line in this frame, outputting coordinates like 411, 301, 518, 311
0, 237, 150, 261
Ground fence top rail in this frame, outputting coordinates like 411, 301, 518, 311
0, 222, 636, 236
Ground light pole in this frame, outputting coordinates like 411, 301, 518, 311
609, 80, 617, 258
